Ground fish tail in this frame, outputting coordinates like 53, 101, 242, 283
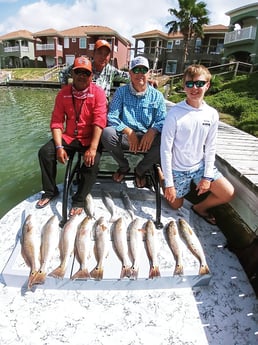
48, 266, 66, 279
130, 266, 139, 280
199, 264, 210, 275
120, 266, 132, 279
90, 267, 103, 280
173, 264, 184, 276
149, 266, 161, 279
30, 270, 47, 286
27, 270, 38, 289
71, 268, 90, 280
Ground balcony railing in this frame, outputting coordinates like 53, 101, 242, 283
224, 26, 256, 44
4, 46, 29, 53
36, 43, 63, 51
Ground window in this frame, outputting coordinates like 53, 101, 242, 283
79, 38, 87, 49
165, 60, 177, 74
167, 41, 173, 52
64, 37, 69, 49
149, 40, 161, 54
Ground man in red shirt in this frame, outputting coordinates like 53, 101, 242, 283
36, 56, 107, 216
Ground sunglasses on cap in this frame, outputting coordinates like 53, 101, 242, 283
185, 80, 207, 88
74, 69, 92, 77
132, 67, 149, 74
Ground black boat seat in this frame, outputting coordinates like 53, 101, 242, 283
60, 151, 163, 229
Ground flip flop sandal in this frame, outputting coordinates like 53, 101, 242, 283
191, 206, 217, 226
35, 193, 59, 209
112, 167, 130, 183
134, 169, 146, 188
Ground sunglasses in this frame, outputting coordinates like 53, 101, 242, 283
132, 67, 149, 74
74, 69, 91, 77
185, 80, 207, 88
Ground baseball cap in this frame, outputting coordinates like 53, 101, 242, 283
73, 56, 92, 72
94, 39, 111, 51
130, 56, 149, 70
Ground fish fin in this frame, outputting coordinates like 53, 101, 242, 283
199, 264, 210, 275
30, 270, 47, 286
173, 264, 184, 276
120, 266, 132, 279
71, 268, 90, 280
90, 267, 103, 280
48, 266, 65, 279
149, 266, 161, 279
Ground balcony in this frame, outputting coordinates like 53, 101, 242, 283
224, 26, 256, 45
4, 46, 29, 53
36, 43, 63, 52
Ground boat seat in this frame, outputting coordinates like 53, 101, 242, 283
60, 150, 163, 229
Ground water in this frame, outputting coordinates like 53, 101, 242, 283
0, 86, 142, 219
0, 87, 61, 218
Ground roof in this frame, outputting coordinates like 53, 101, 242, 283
0, 29, 34, 41
33, 28, 63, 38
60, 25, 131, 45
133, 24, 228, 40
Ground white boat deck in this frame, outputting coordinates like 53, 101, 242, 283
0, 180, 257, 344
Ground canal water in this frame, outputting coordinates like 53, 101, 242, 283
0, 87, 61, 218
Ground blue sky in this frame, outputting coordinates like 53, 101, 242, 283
0, 0, 255, 43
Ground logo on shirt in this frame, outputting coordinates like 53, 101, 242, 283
202, 120, 211, 126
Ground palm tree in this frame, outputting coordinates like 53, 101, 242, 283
166, 0, 210, 64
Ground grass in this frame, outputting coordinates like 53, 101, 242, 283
166, 73, 258, 137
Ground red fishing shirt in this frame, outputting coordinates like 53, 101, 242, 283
50, 83, 107, 146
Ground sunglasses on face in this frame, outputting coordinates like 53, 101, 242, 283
132, 67, 149, 74
74, 69, 92, 77
185, 80, 207, 88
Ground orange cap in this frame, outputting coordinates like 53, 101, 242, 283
73, 56, 92, 72
94, 39, 111, 51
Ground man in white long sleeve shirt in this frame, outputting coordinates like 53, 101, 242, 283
160, 64, 234, 225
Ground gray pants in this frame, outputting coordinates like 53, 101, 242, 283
101, 126, 161, 176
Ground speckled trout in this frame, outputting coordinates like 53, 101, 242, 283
178, 218, 210, 275
145, 219, 161, 279
166, 220, 184, 276
84, 193, 95, 219
49, 215, 80, 279
71, 216, 93, 280
112, 217, 132, 279
90, 216, 110, 280
20, 214, 40, 289
101, 190, 117, 222
128, 217, 144, 279
31, 214, 60, 286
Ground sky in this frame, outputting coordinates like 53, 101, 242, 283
0, 0, 256, 44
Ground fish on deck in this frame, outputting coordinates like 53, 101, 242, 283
30, 214, 60, 286
90, 216, 110, 280
112, 217, 132, 279
145, 219, 161, 279
49, 215, 81, 279
165, 220, 184, 276
178, 218, 210, 275
20, 214, 40, 289
128, 217, 144, 279
101, 190, 117, 222
71, 216, 93, 280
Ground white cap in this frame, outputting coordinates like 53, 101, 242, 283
130, 56, 149, 70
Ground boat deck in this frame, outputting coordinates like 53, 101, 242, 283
0, 179, 257, 344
